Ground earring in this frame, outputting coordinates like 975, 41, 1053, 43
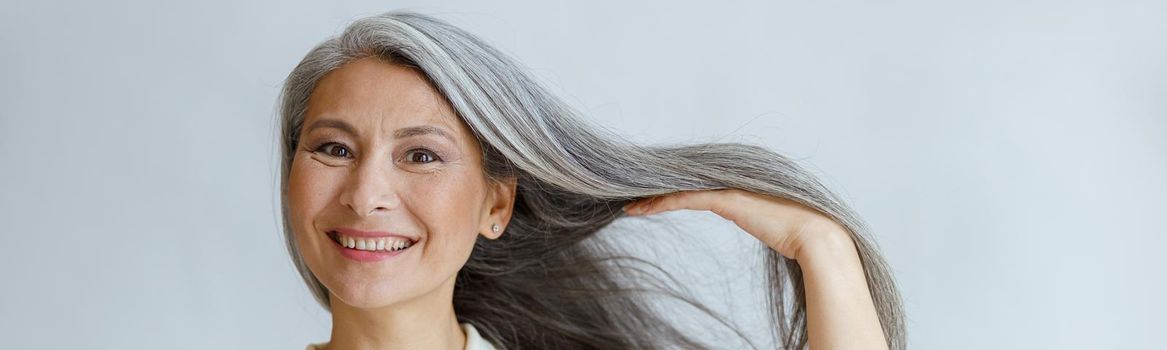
491, 223, 500, 232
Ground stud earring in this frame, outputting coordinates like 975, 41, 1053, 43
491, 223, 501, 232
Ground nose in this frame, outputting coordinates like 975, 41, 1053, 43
337, 157, 400, 217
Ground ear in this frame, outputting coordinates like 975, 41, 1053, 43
480, 176, 518, 240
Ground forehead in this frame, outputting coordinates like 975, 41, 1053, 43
303, 57, 469, 140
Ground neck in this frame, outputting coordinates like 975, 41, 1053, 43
323, 277, 466, 350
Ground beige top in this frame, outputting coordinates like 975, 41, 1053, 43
305, 323, 497, 350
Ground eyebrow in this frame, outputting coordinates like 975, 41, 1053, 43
305, 117, 456, 143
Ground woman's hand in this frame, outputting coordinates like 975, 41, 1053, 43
621, 188, 851, 261
621, 188, 891, 350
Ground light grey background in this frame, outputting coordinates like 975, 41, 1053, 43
1, 0, 1164, 349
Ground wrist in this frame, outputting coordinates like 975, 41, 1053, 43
793, 219, 860, 268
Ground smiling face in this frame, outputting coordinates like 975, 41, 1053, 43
287, 56, 515, 309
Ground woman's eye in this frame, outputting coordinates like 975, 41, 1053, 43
314, 142, 352, 158
405, 148, 442, 164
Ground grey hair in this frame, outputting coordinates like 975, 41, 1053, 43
277, 10, 905, 350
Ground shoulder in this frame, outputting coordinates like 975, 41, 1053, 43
462, 322, 498, 350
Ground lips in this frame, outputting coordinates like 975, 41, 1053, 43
327, 230, 415, 252
325, 228, 418, 262
329, 227, 418, 241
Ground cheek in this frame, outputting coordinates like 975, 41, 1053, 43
287, 159, 342, 243
403, 170, 485, 255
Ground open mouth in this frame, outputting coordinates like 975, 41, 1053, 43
327, 230, 416, 253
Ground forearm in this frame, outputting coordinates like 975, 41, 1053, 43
796, 222, 889, 350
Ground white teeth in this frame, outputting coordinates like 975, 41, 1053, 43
334, 232, 413, 252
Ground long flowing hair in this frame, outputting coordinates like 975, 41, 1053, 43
277, 10, 905, 350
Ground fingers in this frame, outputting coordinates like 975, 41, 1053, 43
622, 189, 732, 216
621, 195, 660, 215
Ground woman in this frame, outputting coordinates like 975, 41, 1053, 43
278, 11, 906, 350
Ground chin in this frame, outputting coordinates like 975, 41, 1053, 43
326, 276, 420, 309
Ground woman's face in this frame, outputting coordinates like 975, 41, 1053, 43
287, 57, 515, 309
